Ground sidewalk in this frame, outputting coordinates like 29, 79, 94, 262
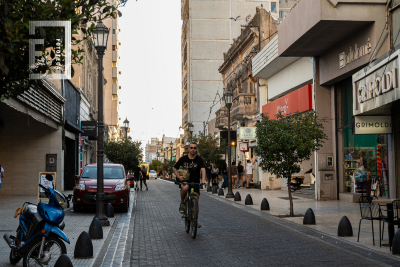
203, 185, 398, 256
0, 189, 134, 267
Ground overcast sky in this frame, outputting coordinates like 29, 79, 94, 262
118, 0, 183, 147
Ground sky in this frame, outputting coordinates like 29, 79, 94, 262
118, 0, 183, 148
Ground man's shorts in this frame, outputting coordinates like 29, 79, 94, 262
179, 182, 200, 195
246, 174, 253, 181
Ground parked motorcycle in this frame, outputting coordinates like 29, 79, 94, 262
290, 169, 314, 191
3, 174, 70, 266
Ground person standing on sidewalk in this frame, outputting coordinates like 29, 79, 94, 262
245, 160, 253, 188
206, 164, 212, 186
237, 161, 244, 188
140, 166, 148, 190
221, 163, 228, 188
134, 167, 141, 191
232, 161, 237, 189
0, 164, 4, 189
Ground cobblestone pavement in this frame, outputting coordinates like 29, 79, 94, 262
130, 179, 400, 267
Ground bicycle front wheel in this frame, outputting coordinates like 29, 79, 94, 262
190, 198, 198, 239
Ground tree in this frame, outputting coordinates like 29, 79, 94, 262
255, 111, 328, 217
104, 139, 142, 174
149, 159, 163, 172
0, 0, 129, 99
192, 133, 224, 167
163, 159, 176, 173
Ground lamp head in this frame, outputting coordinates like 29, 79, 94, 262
93, 21, 110, 50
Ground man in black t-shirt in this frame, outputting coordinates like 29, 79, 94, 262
173, 142, 206, 225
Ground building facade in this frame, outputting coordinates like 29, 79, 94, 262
180, 0, 279, 149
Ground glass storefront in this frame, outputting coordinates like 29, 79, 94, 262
336, 78, 390, 198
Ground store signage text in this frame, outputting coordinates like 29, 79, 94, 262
239, 127, 256, 140
357, 68, 398, 103
352, 116, 392, 135
81, 121, 97, 137
262, 84, 312, 118
339, 38, 371, 69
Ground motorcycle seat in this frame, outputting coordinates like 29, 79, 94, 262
23, 204, 38, 220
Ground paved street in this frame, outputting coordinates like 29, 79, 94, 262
129, 179, 400, 267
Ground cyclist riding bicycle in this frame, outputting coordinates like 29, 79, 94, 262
174, 141, 206, 228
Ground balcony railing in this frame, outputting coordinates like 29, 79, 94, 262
182, 73, 187, 89
181, 35, 187, 51
182, 13, 189, 33
182, 113, 188, 126
231, 94, 256, 120
182, 93, 188, 107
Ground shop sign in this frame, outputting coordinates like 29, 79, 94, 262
239, 127, 256, 140
81, 121, 97, 137
353, 50, 400, 115
262, 84, 312, 117
249, 140, 257, 147
352, 116, 392, 135
339, 38, 371, 69
239, 143, 249, 152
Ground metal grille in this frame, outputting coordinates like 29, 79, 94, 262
335, 77, 353, 129
17, 87, 62, 124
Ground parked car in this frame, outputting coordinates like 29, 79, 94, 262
149, 170, 157, 179
72, 163, 132, 213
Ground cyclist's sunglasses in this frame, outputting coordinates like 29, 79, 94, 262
189, 147, 197, 150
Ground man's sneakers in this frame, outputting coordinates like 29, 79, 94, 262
179, 203, 185, 214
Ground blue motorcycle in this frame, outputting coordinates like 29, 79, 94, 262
3, 174, 70, 266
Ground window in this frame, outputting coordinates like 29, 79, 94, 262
113, 29, 116, 34
279, 11, 283, 18
271, 2, 277, 13
112, 45, 117, 51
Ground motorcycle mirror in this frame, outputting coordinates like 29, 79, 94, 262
46, 173, 54, 181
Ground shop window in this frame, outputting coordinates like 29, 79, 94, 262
271, 2, 277, 13
336, 78, 389, 197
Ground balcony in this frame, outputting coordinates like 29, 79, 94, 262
182, 73, 187, 89
182, 13, 189, 34
182, 113, 188, 127
112, 34, 118, 46
182, 93, 188, 108
215, 108, 228, 129
181, 35, 187, 52
112, 84, 118, 95
112, 67, 118, 78
182, 51, 187, 70
181, 0, 188, 20
231, 94, 256, 121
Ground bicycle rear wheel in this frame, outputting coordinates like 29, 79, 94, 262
185, 201, 190, 233
190, 198, 198, 239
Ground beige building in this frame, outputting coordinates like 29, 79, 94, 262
181, 0, 280, 148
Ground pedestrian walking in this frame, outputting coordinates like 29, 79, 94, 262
231, 161, 237, 189
237, 161, 244, 188
141, 166, 148, 190
0, 164, 4, 189
211, 164, 219, 187
134, 167, 141, 191
221, 163, 228, 188
206, 164, 212, 186
246, 159, 253, 188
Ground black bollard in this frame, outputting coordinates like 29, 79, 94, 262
392, 228, 400, 254
303, 208, 316, 225
89, 218, 103, 239
218, 187, 224, 196
212, 186, 218, 194
261, 198, 270, 210
245, 194, 253, 205
338, 216, 353, 237
234, 191, 241, 201
74, 231, 93, 258
207, 185, 212, 192
55, 254, 73, 267
105, 203, 114, 218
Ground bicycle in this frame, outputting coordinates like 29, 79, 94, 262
177, 182, 205, 239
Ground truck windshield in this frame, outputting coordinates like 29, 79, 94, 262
81, 166, 125, 179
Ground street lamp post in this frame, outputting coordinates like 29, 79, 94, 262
169, 141, 173, 178
93, 21, 110, 226
123, 117, 129, 140
224, 90, 234, 198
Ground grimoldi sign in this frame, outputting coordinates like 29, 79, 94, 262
353, 50, 400, 116
339, 38, 371, 69
352, 116, 392, 135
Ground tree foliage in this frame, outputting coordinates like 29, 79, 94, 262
149, 159, 163, 172
0, 0, 129, 99
255, 111, 328, 216
104, 139, 142, 174
192, 133, 224, 167
162, 159, 176, 173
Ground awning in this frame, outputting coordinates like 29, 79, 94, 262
65, 120, 84, 134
